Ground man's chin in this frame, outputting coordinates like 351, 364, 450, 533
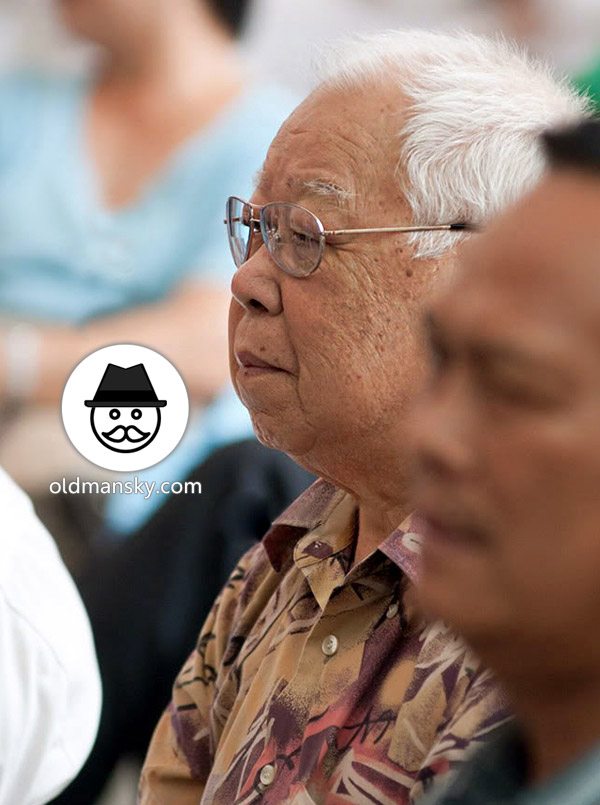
248, 409, 315, 460
250, 413, 291, 452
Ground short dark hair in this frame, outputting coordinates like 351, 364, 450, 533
206, 0, 251, 37
543, 119, 600, 174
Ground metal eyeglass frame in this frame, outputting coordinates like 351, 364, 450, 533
225, 195, 480, 278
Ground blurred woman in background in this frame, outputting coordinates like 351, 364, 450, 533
0, 0, 295, 535
0, 3, 300, 804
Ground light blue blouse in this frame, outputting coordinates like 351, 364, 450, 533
0, 73, 297, 532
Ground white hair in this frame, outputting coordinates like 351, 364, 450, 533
316, 30, 590, 257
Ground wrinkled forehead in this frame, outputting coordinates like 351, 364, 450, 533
255, 83, 406, 207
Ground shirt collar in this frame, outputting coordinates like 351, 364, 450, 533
262, 479, 345, 572
379, 512, 426, 585
262, 478, 425, 584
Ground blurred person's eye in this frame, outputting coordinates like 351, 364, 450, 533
479, 366, 568, 411
110, 408, 121, 420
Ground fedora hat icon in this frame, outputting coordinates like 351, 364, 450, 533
84, 363, 167, 408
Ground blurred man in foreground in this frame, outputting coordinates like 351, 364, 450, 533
413, 119, 600, 804
140, 31, 586, 804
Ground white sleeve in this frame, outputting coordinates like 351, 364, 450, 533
0, 467, 102, 805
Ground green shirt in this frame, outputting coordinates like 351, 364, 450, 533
575, 57, 600, 116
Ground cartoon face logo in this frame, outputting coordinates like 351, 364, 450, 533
85, 363, 167, 454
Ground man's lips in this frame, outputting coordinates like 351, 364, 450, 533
235, 350, 285, 373
419, 511, 488, 550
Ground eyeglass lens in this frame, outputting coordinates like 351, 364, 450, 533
226, 197, 251, 269
261, 203, 322, 277
226, 198, 323, 277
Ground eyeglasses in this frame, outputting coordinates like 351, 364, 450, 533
225, 195, 478, 278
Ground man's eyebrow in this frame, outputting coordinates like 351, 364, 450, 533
466, 333, 575, 386
252, 169, 355, 207
294, 178, 355, 205
424, 312, 557, 374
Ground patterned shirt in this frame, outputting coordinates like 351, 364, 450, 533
140, 479, 510, 805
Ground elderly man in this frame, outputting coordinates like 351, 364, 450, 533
412, 120, 600, 804
140, 31, 586, 804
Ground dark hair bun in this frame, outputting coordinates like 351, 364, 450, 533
206, 0, 251, 37
543, 119, 600, 174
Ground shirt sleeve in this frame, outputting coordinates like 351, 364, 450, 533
0, 468, 102, 805
408, 666, 511, 803
139, 543, 265, 804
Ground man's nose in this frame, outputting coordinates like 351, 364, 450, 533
231, 249, 283, 316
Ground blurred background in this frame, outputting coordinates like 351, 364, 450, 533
2, 0, 600, 84
0, 1, 597, 804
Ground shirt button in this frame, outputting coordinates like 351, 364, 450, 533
259, 764, 276, 787
386, 602, 399, 619
322, 634, 339, 656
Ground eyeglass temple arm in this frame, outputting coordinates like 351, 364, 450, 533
322, 223, 480, 236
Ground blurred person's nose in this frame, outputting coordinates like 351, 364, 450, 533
411, 369, 476, 486
231, 248, 284, 316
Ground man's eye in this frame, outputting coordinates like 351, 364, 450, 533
109, 408, 120, 420
483, 376, 563, 410
291, 228, 317, 246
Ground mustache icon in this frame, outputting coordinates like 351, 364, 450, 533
101, 424, 151, 443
